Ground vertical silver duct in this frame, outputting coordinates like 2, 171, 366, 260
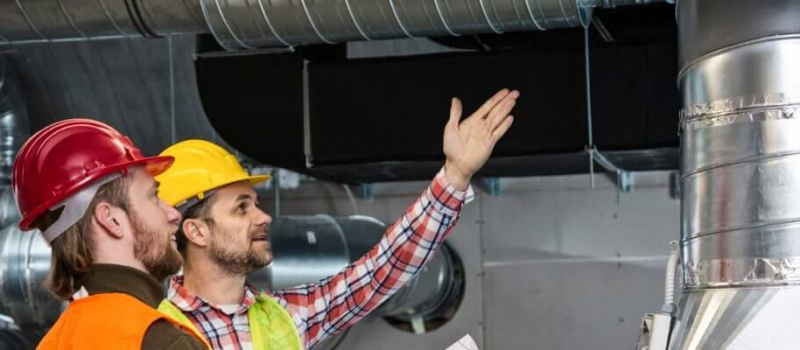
248, 215, 464, 319
672, 0, 800, 348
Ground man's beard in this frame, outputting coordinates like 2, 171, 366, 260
131, 210, 183, 281
208, 223, 272, 276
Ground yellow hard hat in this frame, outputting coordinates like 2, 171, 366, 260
155, 139, 270, 208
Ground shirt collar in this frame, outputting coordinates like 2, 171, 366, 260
167, 275, 259, 315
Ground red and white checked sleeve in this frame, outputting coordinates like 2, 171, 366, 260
270, 167, 474, 349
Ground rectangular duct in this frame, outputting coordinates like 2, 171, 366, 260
199, 30, 680, 183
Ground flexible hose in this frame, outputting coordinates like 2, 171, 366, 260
662, 242, 680, 314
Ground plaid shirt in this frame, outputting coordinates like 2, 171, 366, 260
166, 168, 474, 350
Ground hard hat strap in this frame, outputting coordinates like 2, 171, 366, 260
41, 173, 122, 244
175, 189, 218, 215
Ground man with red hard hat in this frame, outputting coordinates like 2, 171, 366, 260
12, 119, 209, 349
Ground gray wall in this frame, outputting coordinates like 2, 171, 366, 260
259, 170, 680, 350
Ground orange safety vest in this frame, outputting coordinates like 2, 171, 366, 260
38, 293, 210, 350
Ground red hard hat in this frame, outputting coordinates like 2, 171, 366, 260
12, 119, 174, 231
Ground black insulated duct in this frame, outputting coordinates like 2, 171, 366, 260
199, 25, 679, 183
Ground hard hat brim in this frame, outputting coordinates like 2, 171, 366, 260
247, 174, 271, 187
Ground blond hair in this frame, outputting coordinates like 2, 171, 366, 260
32, 176, 131, 300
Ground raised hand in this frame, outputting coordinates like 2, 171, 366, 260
443, 89, 519, 190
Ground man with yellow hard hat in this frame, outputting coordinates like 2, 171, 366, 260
156, 89, 519, 350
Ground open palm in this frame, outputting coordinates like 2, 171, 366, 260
443, 89, 519, 189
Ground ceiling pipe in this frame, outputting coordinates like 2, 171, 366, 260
0, 0, 666, 50
0, 0, 205, 43
671, 0, 800, 348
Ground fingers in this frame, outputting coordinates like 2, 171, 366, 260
448, 97, 463, 130
488, 91, 519, 131
472, 88, 510, 120
491, 115, 514, 143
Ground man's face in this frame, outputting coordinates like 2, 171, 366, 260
205, 181, 273, 276
126, 167, 183, 281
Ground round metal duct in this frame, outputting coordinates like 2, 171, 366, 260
0, 225, 64, 328
0, 213, 464, 334
334, 215, 387, 258
672, 0, 800, 348
0, 187, 19, 229
249, 214, 351, 291
248, 214, 465, 333
378, 243, 464, 326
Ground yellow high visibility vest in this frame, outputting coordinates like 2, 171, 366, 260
158, 293, 302, 350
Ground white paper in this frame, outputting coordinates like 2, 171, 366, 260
446, 335, 479, 350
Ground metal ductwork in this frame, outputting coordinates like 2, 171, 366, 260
671, 0, 800, 348
196, 0, 591, 50
250, 215, 351, 290
248, 215, 464, 322
0, 187, 19, 229
0, 226, 63, 328
0, 214, 463, 333
0, 55, 28, 231
0, 1, 206, 43
0, 0, 670, 50
0, 55, 29, 186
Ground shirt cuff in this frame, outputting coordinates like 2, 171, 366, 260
429, 167, 475, 215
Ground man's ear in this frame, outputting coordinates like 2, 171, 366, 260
93, 202, 125, 239
182, 218, 210, 248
